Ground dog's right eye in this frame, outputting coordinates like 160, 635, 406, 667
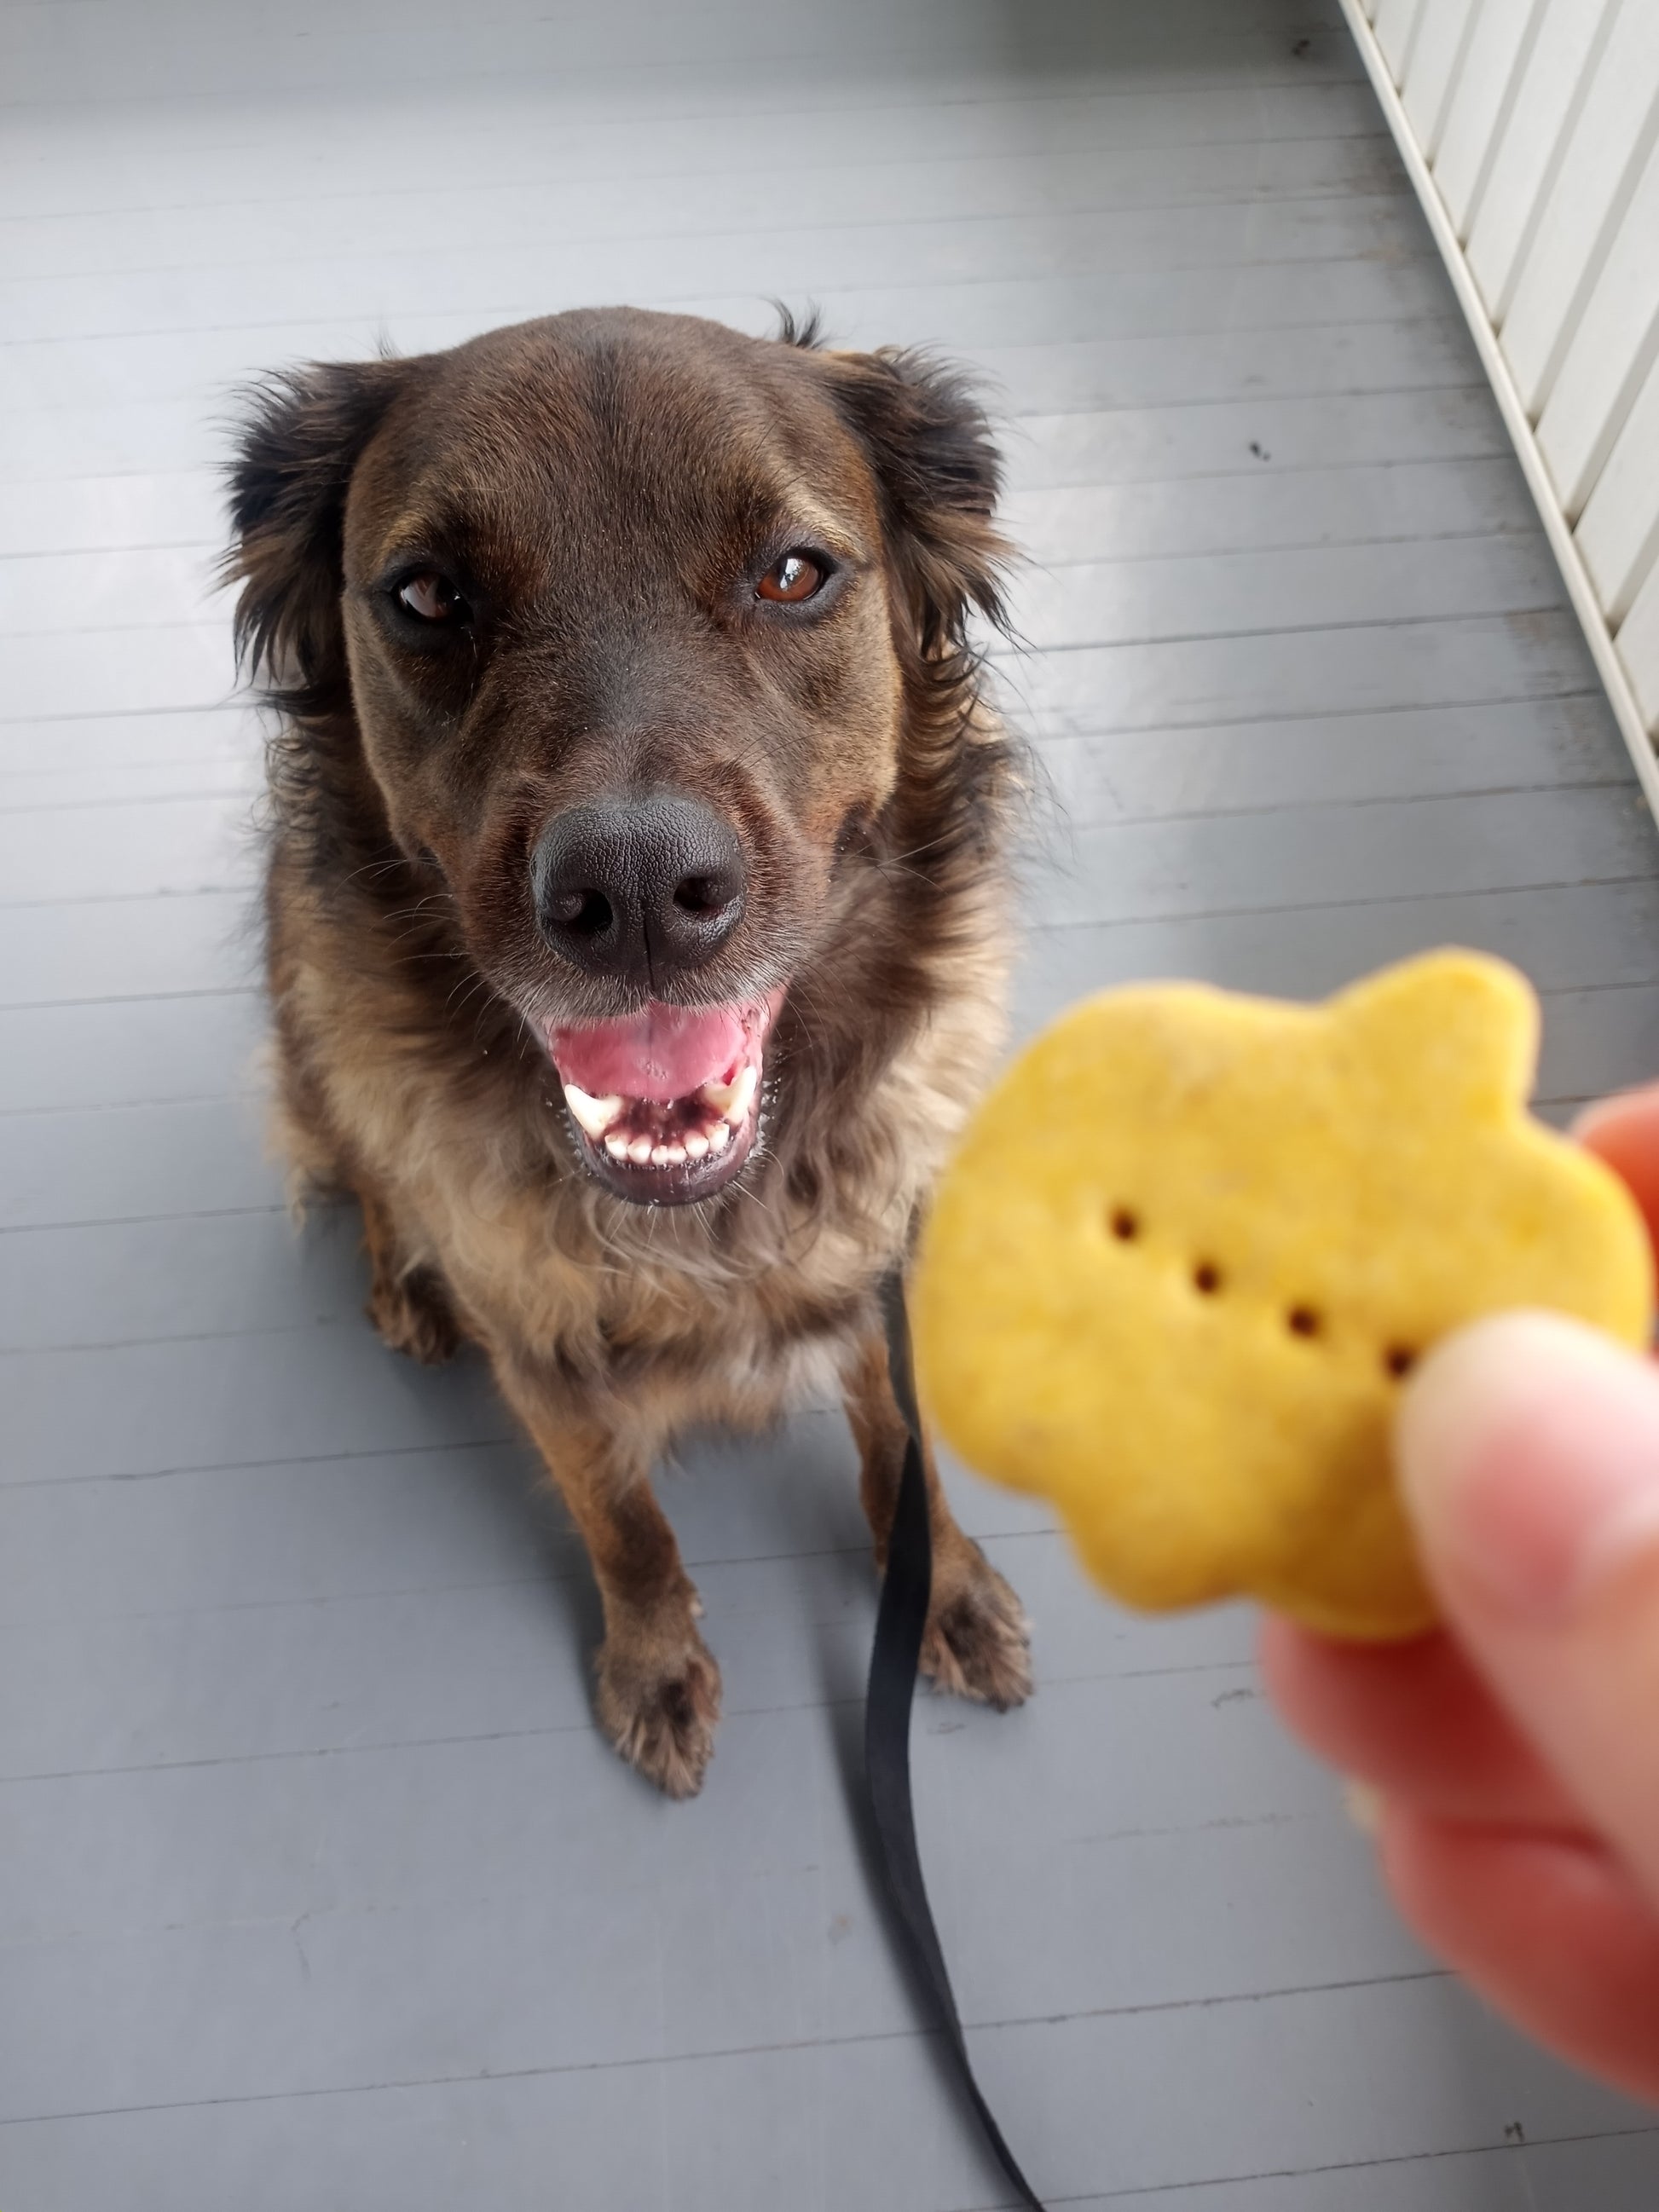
756, 551, 829, 604
396, 571, 469, 624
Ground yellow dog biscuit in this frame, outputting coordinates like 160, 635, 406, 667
911, 950, 1654, 1640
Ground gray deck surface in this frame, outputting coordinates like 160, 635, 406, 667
4, 1, 1659, 2206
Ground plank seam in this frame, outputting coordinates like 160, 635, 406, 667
0, 182, 1427, 295
0, 251, 1452, 358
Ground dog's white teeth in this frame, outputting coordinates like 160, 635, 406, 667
562, 1083, 623, 1139
700, 1063, 757, 1124
728, 1063, 758, 1122
580, 1066, 752, 1175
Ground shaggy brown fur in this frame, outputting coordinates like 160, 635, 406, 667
227, 306, 1032, 1796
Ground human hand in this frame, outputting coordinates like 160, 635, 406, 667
1262, 1083, 1659, 2104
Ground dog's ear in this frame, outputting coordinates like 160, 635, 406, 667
818, 346, 1012, 661
225, 359, 408, 718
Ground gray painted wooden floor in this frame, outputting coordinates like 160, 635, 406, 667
3, 2, 1658, 2205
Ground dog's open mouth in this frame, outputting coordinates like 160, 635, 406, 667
546, 992, 783, 1204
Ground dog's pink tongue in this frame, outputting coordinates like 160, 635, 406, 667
549, 1002, 750, 1103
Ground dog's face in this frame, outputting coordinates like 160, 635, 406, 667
229, 309, 1006, 1204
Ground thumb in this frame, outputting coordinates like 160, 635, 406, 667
1397, 1311, 1659, 1903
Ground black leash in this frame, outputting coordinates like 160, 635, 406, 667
865, 1269, 1047, 2210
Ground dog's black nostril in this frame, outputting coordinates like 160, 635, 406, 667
531, 792, 747, 985
673, 874, 727, 915
550, 888, 613, 937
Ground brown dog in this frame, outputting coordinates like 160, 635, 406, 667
227, 306, 1032, 1795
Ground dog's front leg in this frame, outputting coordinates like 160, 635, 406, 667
844, 1325, 1034, 1711
494, 1362, 720, 1798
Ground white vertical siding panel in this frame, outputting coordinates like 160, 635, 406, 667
1465, 0, 1615, 318
1374, 0, 1429, 75
1618, 558, 1659, 736
1500, 0, 1659, 415
1435, 0, 1540, 235
1402, 0, 1479, 153
1537, 136, 1659, 519
1340, 0, 1659, 797
1578, 354, 1659, 626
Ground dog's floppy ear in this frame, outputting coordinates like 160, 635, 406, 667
225, 359, 408, 718
818, 345, 1012, 662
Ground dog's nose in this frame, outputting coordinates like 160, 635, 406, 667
531, 794, 747, 983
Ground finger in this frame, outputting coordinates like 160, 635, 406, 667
1397, 1313, 1659, 1903
1575, 1083, 1659, 1251
1379, 1805, 1659, 2106
1259, 1617, 1579, 1830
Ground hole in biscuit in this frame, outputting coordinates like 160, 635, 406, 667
1193, 1261, 1223, 1295
1286, 1305, 1321, 1339
1109, 1206, 1140, 1242
1384, 1344, 1416, 1380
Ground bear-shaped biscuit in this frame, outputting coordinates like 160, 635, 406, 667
911, 950, 1654, 1640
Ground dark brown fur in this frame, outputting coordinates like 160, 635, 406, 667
228, 307, 1031, 1795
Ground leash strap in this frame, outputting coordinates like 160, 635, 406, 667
866, 1270, 1047, 2210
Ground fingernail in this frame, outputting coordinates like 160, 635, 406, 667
1343, 1779, 1384, 1836
1398, 1312, 1659, 1624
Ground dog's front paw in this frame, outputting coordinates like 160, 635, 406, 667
921, 1546, 1033, 1711
367, 1265, 460, 1365
596, 1625, 723, 1799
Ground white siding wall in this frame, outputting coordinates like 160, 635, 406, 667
1342, 0, 1659, 792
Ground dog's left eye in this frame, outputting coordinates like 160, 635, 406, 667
396, 571, 469, 624
756, 552, 827, 604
